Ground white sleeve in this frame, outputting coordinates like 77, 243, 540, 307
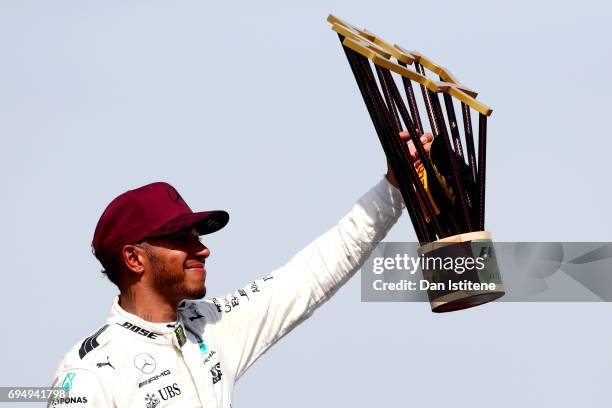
48, 368, 110, 407
210, 178, 405, 380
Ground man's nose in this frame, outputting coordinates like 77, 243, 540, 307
195, 242, 210, 259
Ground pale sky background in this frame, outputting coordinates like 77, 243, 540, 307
1, 0, 611, 407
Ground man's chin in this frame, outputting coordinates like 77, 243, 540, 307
183, 287, 206, 300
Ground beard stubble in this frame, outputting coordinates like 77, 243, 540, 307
148, 250, 206, 301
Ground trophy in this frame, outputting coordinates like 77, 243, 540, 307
328, 15, 504, 312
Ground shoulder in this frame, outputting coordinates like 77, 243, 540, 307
51, 324, 119, 405
57, 324, 114, 370
179, 275, 280, 323
181, 278, 273, 316
53, 322, 131, 382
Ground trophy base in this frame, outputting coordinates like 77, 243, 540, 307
418, 231, 505, 313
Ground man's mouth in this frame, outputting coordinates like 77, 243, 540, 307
185, 262, 205, 272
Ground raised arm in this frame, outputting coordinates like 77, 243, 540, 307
208, 177, 405, 380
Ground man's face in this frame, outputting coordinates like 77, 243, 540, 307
141, 226, 210, 303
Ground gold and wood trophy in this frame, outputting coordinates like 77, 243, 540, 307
328, 15, 504, 312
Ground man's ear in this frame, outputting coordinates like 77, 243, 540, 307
121, 244, 148, 276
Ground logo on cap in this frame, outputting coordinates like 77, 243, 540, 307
167, 186, 182, 204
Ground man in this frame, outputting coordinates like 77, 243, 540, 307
50, 132, 432, 407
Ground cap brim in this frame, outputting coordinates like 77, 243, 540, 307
147, 210, 229, 238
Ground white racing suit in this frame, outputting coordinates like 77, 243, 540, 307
50, 178, 404, 407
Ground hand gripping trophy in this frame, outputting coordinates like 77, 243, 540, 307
328, 15, 504, 312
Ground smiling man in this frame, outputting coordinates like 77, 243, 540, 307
50, 133, 432, 407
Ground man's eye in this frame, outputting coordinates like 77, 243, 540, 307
173, 234, 201, 244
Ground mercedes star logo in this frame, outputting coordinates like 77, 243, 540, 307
133, 353, 156, 374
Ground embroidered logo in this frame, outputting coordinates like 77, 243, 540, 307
144, 393, 160, 408
210, 362, 222, 385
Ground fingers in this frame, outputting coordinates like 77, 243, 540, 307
421, 132, 433, 143
421, 133, 433, 157
388, 131, 433, 184
399, 131, 433, 144
400, 131, 433, 161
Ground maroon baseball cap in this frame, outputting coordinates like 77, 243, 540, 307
92, 182, 229, 266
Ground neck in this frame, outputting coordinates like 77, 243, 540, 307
118, 287, 178, 323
